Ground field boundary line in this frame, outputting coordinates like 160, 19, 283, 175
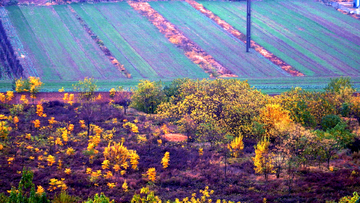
186, 0, 304, 77
128, 1, 236, 78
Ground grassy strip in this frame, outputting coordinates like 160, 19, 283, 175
53, 5, 125, 80
253, 3, 346, 75
128, 1, 228, 78
71, 3, 157, 80
199, 1, 317, 76
99, 2, 208, 79
20, 6, 82, 80
257, 1, 360, 75
2, 76, 358, 94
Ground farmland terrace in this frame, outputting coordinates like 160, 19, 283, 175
0, 0, 360, 93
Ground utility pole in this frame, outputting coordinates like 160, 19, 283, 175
246, 0, 251, 52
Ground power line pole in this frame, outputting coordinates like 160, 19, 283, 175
246, 0, 251, 52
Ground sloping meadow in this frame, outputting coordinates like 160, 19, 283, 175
5, 5, 124, 81
1, 0, 360, 90
198, 0, 360, 77
4, 3, 209, 82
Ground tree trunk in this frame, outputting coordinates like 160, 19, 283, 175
224, 150, 227, 183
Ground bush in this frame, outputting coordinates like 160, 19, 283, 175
73, 77, 98, 102
341, 102, 351, 117
85, 193, 114, 203
130, 80, 166, 114
53, 191, 80, 203
324, 77, 354, 94
157, 79, 270, 138
321, 114, 342, 131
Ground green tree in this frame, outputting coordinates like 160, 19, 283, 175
73, 78, 100, 136
163, 78, 190, 102
325, 76, 354, 94
316, 121, 355, 169
85, 193, 114, 203
7, 168, 49, 203
130, 80, 166, 114
73, 77, 98, 102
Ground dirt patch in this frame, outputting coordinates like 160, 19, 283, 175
163, 133, 187, 142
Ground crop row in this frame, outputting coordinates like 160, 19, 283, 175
199, 0, 360, 77
73, 2, 209, 80
150, 1, 291, 78
6, 5, 125, 81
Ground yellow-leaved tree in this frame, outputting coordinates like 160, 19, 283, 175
228, 134, 244, 158
252, 137, 274, 181
255, 104, 293, 140
157, 79, 271, 140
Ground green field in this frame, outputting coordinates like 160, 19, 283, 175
150, 1, 291, 78
71, 2, 208, 80
198, 0, 360, 77
6, 5, 124, 81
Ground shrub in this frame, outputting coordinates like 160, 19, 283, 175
85, 193, 114, 203
130, 80, 166, 114
157, 79, 271, 138
324, 76, 354, 94
53, 191, 80, 203
73, 77, 98, 102
15, 77, 43, 98
341, 102, 351, 117
321, 114, 342, 131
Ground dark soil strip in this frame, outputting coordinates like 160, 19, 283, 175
186, 0, 304, 77
128, 1, 236, 78
0, 16, 24, 79
67, 5, 132, 78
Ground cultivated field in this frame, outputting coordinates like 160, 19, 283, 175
0, 0, 359, 92
150, 1, 291, 78
6, 5, 124, 81
71, 2, 208, 80
199, 0, 360, 77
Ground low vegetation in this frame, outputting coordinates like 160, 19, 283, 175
0, 77, 359, 202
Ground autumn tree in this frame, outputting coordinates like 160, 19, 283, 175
157, 79, 271, 140
275, 87, 338, 127
252, 137, 274, 181
255, 103, 293, 140
228, 133, 244, 158
275, 124, 319, 192
324, 76, 355, 100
